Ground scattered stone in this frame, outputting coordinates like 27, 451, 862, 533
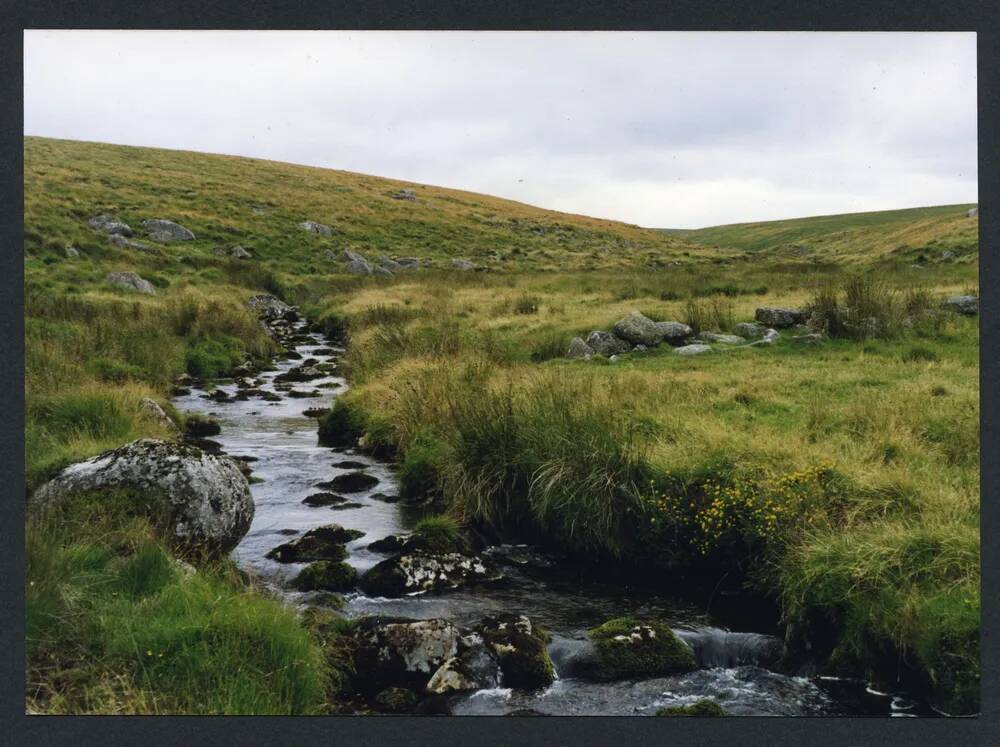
654, 321, 694, 345
215, 244, 253, 259
566, 337, 595, 360
747, 328, 781, 346
940, 250, 956, 261
392, 188, 417, 201
287, 389, 321, 399
87, 214, 132, 236
290, 560, 358, 592
379, 256, 403, 272
370, 492, 402, 503
317, 472, 379, 493
302, 407, 330, 418
329, 502, 364, 510
579, 617, 696, 681
396, 257, 421, 270
733, 322, 764, 339
358, 552, 503, 597
332, 460, 368, 470
612, 312, 663, 346
108, 234, 159, 253
105, 271, 155, 294
300, 220, 334, 237
696, 331, 745, 345
585, 331, 630, 356
246, 294, 295, 321
367, 534, 414, 553
64, 244, 80, 259
268, 535, 348, 564
30, 439, 253, 555
450, 258, 477, 271
302, 492, 349, 507
942, 295, 978, 316
754, 307, 804, 328
140, 398, 178, 432
142, 218, 194, 242
675, 344, 712, 356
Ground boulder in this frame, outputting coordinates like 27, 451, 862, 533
105, 271, 156, 294
300, 220, 334, 237
379, 256, 404, 272
226, 245, 253, 259
696, 331, 745, 345
142, 219, 195, 242
579, 617, 696, 681
290, 560, 358, 592
733, 322, 764, 339
754, 307, 804, 328
612, 312, 663, 346
451, 258, 477, 271
358, 552, 503, 597
585, 331, 630, 356
654, 321, 694, 345
88, 214, 133, 236
246, 294, 295, 321
942, 295, 978, 316
108, 234, 158, 253
566, 337, 595, 360
266, 532, 350, 564
675, 344, 712, 356
302, 492, 349, 507
31, 439, 253, 555
425, 634, 502, 694
139, 397, 178, 432
352, 617, 461, 695
341, 249, 374, 275
478, 614, 555, 689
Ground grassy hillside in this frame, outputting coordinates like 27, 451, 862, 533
23, 137, 980, 715
661, 204, 979, 265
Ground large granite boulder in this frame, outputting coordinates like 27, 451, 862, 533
612, 312, 663, 346
142, 219, 195, 242
30, 439, 253, 555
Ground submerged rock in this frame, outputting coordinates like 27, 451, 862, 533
105, 271, 155, 294
318, 471, 380, 493
302, 492, 349, 507
142, 218, 195, 241
290, 560, 358, 592
358, 552, 503, 597
754, 307, 804, 328
579, 617, 696, 681
30, 439, 253, 555
656, 699, 726, 717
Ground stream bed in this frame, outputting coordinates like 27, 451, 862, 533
172, 317, 931, 717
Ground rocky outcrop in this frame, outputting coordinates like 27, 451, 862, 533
943, 295, 978, 316
358, 552, 503, 597
612, 312, 663, 346
142, 219, 195, 242
88, 214, 132, 236
585, 331, 630, 357
754, 307, 804, 328
300, 220, 334, 237
566, 337, 595, 360
105, 271, 156, 294
30, 439, 253, 555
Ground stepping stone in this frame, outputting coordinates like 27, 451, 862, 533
317, 472, 379, 493
302, 492, 349, 507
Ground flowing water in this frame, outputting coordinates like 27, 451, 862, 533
172, 319, 931, 717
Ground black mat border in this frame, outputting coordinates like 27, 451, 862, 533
1, 2, 996, 745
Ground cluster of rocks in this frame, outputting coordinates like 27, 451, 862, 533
567, 310, 784, 361
328, 248, 422, 277
89, 214, 195, 245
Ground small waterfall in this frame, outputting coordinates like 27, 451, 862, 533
675, 627, 783, 669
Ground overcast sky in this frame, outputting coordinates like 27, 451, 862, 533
24, 31, 976, 228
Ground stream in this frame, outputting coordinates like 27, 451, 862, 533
172, 317, 931, 717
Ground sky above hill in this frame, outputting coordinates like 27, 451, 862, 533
24, 31, 977, 229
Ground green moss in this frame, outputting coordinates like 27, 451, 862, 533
588, 617, 696, 680
291, 561, 358, 592
656, 699, 726, 717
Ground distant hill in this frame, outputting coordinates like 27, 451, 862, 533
657, 204, 979, 265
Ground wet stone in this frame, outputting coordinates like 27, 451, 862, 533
302, 492, 349, 507
317, 472, 380, 493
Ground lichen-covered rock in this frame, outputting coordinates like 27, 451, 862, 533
585, 330, 630, 356
142, 218, 195, 242
582, 617, 696, 681
425, 633, 501, 694
567, 337, 595, 360
612, 312, 663, 346
754, 307, 804, 328
290, 560, 358, 592
352, 617, 461, 695
358, 552, 503, 597
675, 344, 712, 356
105, 271, 156, 294
942, 295, 978, 316
88, 214, 133, 236
140, 397, 178, 432
696, 331, 745, 345
733, 322, 764, 339
478, 614, 555, 690
656, 699, 726, 717
654, 321, 694, 345
300, 220, 334, 237
31, 439, 253, 555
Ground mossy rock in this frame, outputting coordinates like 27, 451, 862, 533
656, 699, 725, 717
266, 534, 349, 564
586, 617, 696, 681
374, 686, 418, 713
317, 472, 379, 493
291, 560, 358, 592
183, 414, 221, 438
479, 614, 555, 690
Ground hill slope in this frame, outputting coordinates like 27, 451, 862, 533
24, 137, 710, 273
660, 204, 979, 265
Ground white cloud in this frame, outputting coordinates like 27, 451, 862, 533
24, 31, 977, 228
